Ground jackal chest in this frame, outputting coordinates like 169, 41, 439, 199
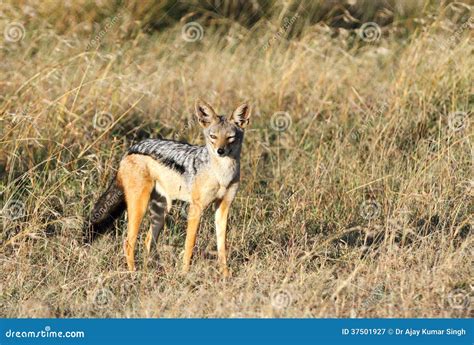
213, 159, 239, 189
196, 176, 233, 203
196, 160, 239, 202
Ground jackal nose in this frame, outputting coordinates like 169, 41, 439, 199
217, 148, 225, 156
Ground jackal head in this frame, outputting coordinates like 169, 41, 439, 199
195, 100, 251, 158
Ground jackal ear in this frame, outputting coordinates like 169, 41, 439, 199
231, 103, 251, 129
195, 100, 217, 128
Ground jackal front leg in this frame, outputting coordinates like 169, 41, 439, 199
215, 183, 238, 277
182, 202, 203, 273
215, 199, 231, 277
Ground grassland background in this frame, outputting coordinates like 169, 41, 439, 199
0, 0, 472, 318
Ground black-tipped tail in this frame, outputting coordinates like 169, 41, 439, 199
83, 176, 126, 243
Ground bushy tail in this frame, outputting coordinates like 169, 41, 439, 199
83, 175, 126, 243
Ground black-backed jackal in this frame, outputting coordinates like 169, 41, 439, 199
84, 100, 251, 277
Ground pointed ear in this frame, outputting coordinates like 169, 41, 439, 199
230, 103, 251, 129
195, 100, 217, 128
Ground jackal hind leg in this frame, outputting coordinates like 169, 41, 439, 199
121, 157, 154, 272
182, 200, 203, 274
145, 189, 167, 256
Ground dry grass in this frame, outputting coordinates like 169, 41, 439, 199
0, 1, 473, 318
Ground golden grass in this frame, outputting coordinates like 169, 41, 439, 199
0, 1, 472, 317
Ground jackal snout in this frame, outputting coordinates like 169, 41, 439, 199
212, 131, 237, 157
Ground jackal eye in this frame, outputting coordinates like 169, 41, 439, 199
227, 136, 236, 142
209, 134, 217, 140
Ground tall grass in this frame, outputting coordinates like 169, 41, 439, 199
0, 0, 472, 317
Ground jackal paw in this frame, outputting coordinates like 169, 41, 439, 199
181, 264, 190, 275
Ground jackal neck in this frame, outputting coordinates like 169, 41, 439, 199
208, 153, 240, 187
